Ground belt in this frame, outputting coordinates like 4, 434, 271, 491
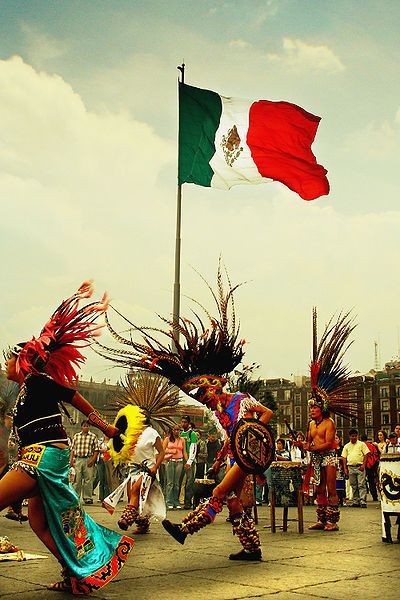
75, 456, 90, 459
349, 463, 362, 467
168, 458, 183, 462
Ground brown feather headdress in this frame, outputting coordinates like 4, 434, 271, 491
310, 308, 358, 419
95, 261, 245, 400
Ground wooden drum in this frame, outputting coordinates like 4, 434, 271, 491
270, 461, 303, 507
379, 453, 400, 543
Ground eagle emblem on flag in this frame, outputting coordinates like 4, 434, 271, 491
221, 124, 243, 167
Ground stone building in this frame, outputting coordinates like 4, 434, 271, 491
264, 362, 400, 442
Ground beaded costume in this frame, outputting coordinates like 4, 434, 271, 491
5, 282, 133, 594
96, 263, 272, 560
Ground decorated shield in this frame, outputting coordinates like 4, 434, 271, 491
230, 418, 275, 475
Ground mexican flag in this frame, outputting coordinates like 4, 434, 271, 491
178, 83, 329, 201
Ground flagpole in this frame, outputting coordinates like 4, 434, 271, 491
172, 62, 185, 352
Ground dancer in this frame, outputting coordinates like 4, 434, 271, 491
102, 372, 177, 535
96, 263, 275, 561
0, 281, 133, 594
304, 308, 358, 532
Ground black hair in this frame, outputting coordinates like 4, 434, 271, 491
349, 428, 358, 435
276, 438, 285, 446
81, 419, 89, 426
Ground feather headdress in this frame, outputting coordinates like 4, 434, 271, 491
310, 307, 358, 419
12, 281, 109, 387
95, 261, 245, 402
108, 371, 180, 466
115, 370, 180, 431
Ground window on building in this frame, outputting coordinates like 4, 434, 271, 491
381, 413, 390, 425
272, 391, 278, 400
336, 416, 343, 428
295, 418, 301, 430
283, 405, 291, 417
295, 394, 301, 406
295, 406, 301, 415
366, 428, 374, 440
397, 398, 400, 410
284, 390, 290, 401
381, 399, 389, 412
397, 386, 400, 397
364, 388, 372, 401
365, 401, 372, 411
351, 417, 357, 427
365, 412, 372, 426
380, 387, 389, 398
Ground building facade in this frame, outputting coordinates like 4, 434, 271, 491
264, 362, 400, 442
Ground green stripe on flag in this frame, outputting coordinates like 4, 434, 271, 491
178, 83, 222, 187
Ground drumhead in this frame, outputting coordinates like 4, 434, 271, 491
194, 478, 215, 485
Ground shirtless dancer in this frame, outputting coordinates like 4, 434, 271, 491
304, 401, 339, 530
303, 308, 357, 532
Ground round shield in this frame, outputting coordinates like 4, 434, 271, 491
230, 418, 275, 475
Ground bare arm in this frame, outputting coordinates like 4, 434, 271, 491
251, 403, 274, 425
71, 392, 119, 437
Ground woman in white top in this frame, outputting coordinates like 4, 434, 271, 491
116, 422, 166, 534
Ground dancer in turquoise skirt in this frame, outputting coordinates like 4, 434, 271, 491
0, 281, 133, 594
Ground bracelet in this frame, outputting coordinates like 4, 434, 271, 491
88, 410, 110, 431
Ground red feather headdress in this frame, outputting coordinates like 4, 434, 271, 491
14, 280, 109, 387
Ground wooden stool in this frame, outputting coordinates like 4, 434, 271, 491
269, 489, 304, 534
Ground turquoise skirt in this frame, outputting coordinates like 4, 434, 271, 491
18, 444, 133, 594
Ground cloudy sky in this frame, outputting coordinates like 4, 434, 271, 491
1, 0, 399, 384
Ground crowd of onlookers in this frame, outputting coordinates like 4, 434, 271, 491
66, 414, 224, 510
2, 401, 400, 519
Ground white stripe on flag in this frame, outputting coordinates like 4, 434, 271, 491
210, 96, 270, 189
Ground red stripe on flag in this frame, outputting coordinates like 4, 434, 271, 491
247, 100, 330, 201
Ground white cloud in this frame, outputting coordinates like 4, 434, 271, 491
342, 113, 400, 159
21, 22, 69, 64
0, 55, 399, 384
0, 55, 175, 361
267, 37, 345, 74
229, 39, 251, 49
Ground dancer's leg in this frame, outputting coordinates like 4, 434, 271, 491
0, 467, 38, 510
28, 495, 63, 560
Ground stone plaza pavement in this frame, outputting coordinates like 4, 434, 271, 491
0, 502, 398, 600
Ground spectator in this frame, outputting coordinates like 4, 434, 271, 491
275, 438, 290, 461
195, 431, 208, 479
385, 432, 400, 453
206, 432, 223, 485
0, 409, 28, 522
289, 432, 310, 466
70, 420, 99, 504
360, 434, 379, 501
97, 436, 111, 502
395, 424, 400, 444
163, 425, 187, 509
334, 434, 346, 507
179, 416, 197, 509
376, 430, 387, 454
341, 429, 369, 508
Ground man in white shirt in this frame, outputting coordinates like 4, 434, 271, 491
385, 432, 400, 453
341, 429, 369, 508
